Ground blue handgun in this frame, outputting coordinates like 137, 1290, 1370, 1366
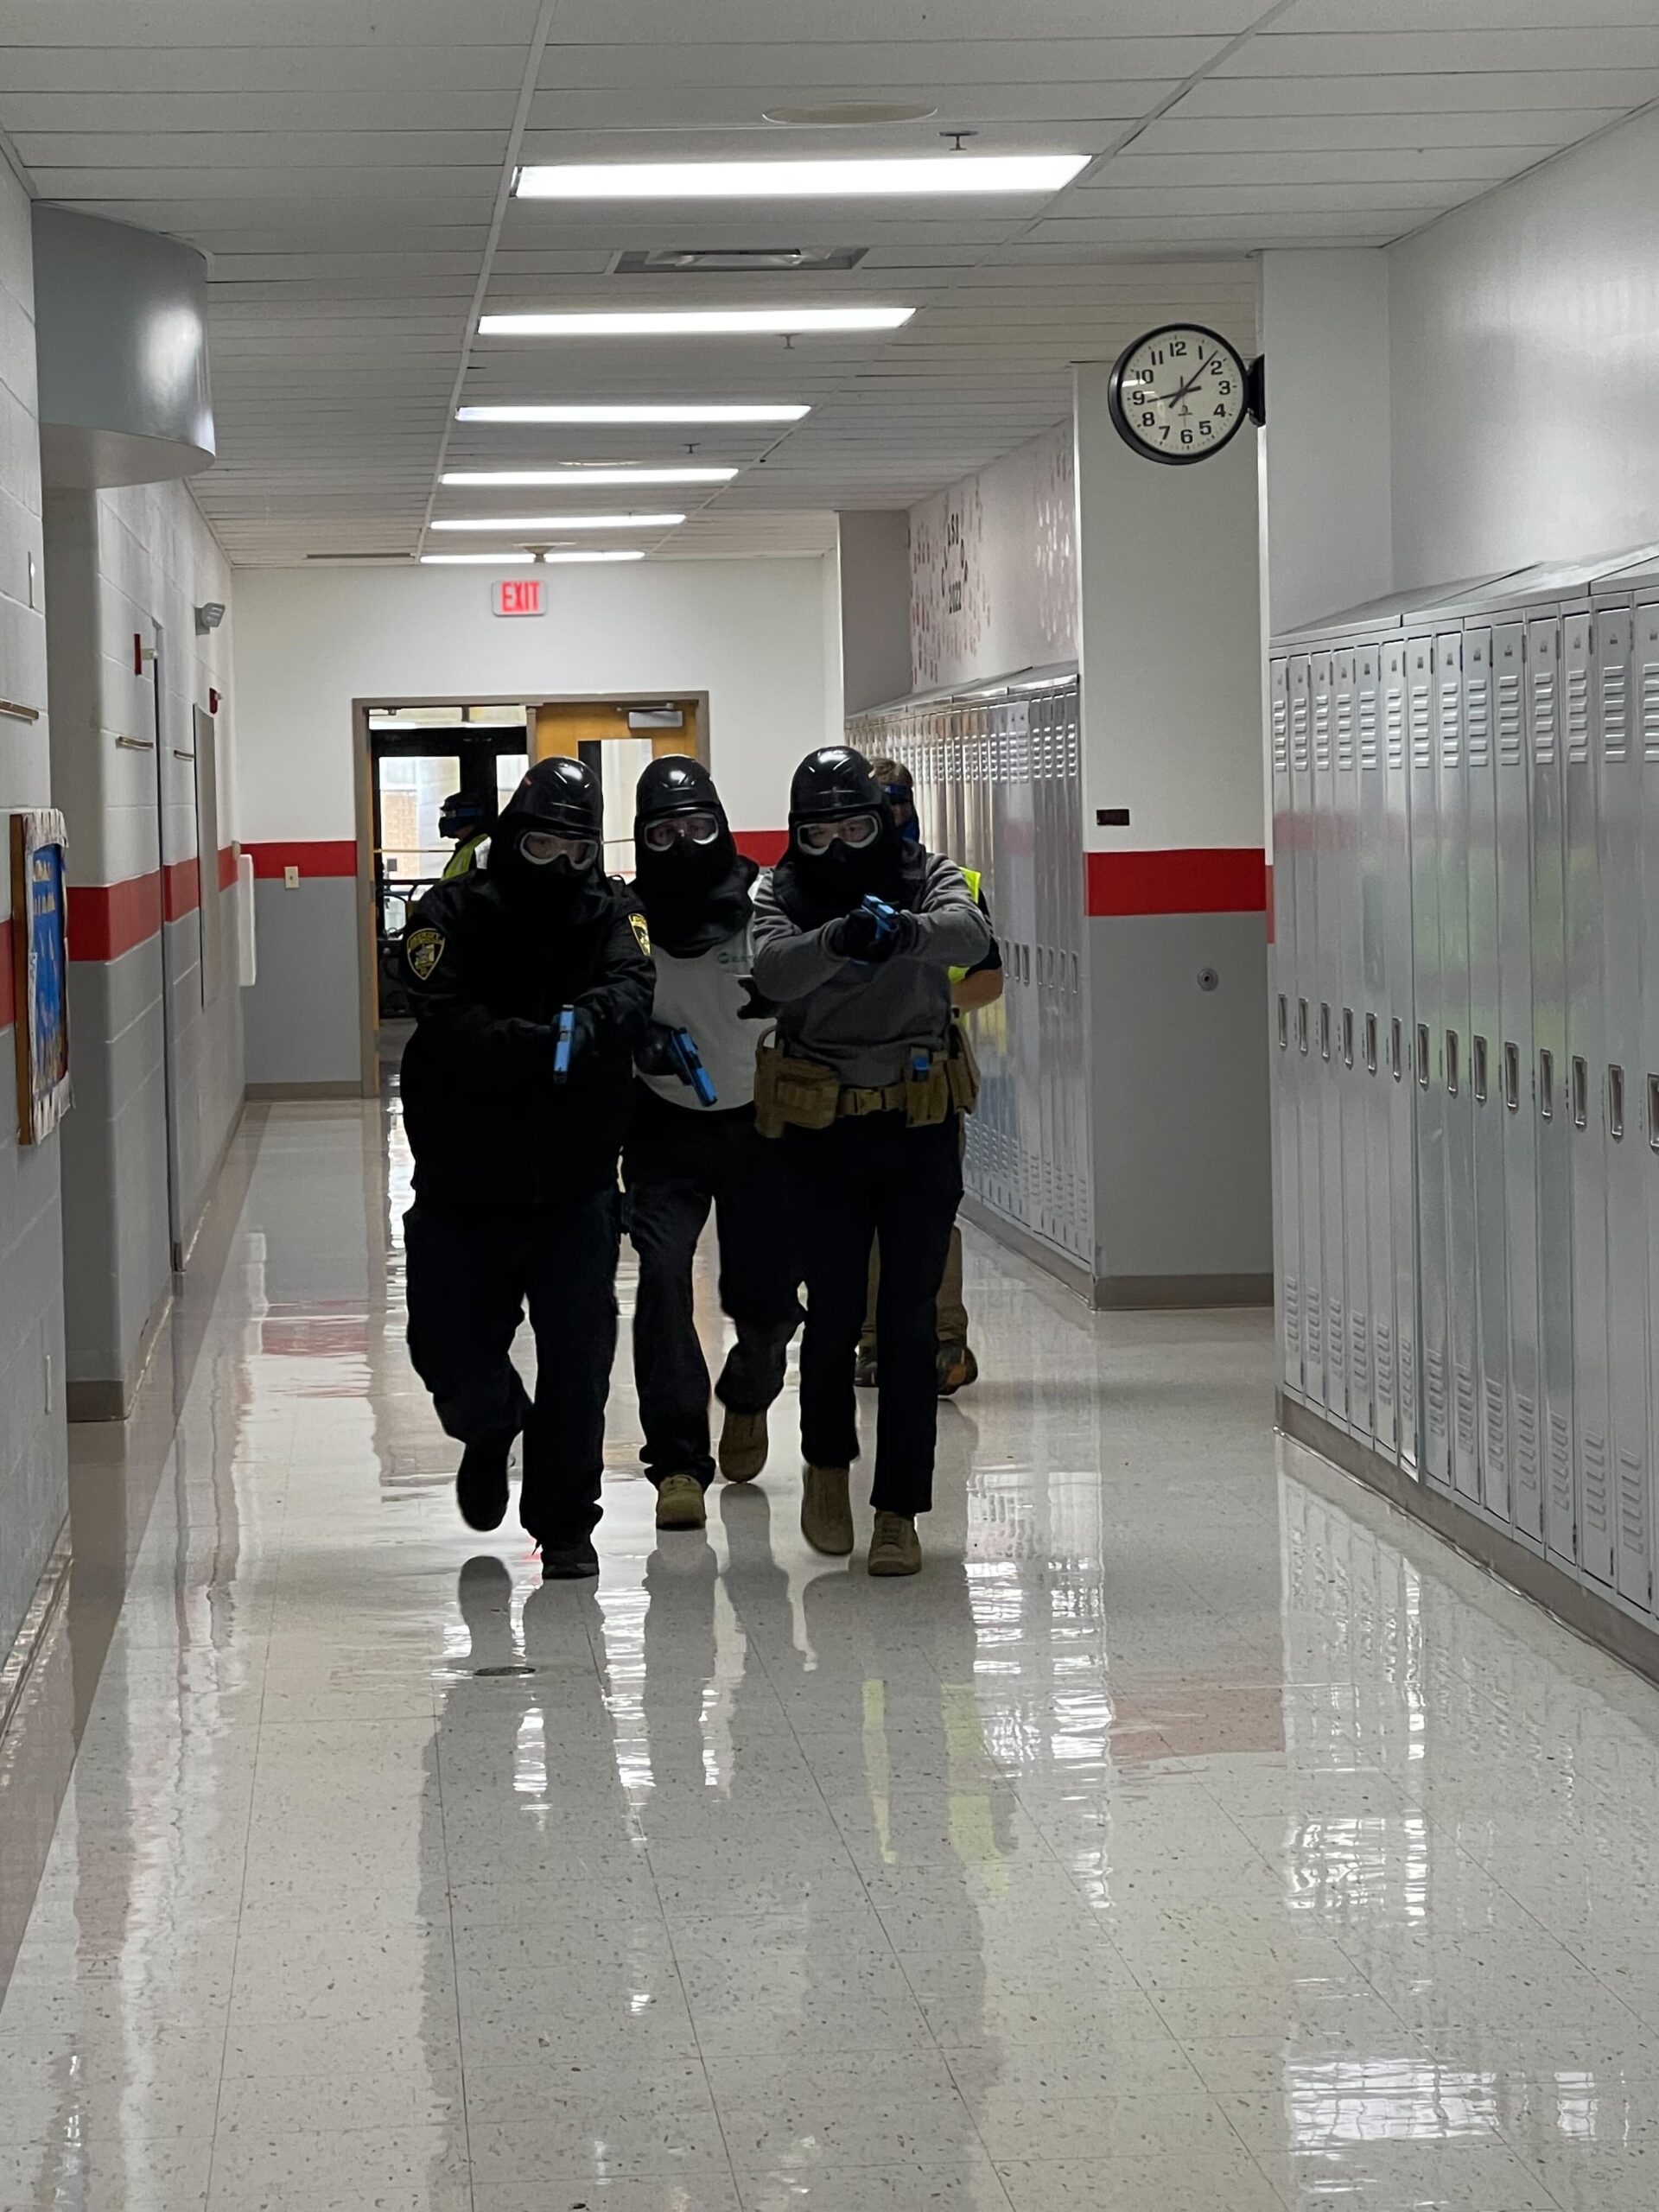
552, 1003, 575, 1084
861, 894, 900, 950
668, 1027, 718, 1108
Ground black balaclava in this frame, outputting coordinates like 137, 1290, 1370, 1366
632, 754, 755, 958
772, 745, 906, 925
489, 755, 605, 918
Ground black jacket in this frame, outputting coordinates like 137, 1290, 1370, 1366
399, 868, 655, 1211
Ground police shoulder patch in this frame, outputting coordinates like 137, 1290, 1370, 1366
629, 912, 652, 956
405, 926, 445, 982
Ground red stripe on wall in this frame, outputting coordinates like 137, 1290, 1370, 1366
1086, 848, 1267, 918
245, 839, 359, 880
1265, 861, 1274, 944
164, 856, 200, 922
218, 843, 238, 892
68, 873, 164, 963
733, 829, 788, 866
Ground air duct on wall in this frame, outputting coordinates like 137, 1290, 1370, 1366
33, 206, 214, 489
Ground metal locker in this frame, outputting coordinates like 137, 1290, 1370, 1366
1436, 628, 1481, 1502
1270, 656, 1303, 1395
1598, 604, 1650, 1611
1288, 654, 1325, 1410
1408, 631, 1450, 1485
1464, 626, 1510, 1520
1495, 620, 1542, 1541
1357, 641, 1397, 1457
1382, 637, 1420, 1471
1637, 599, 1659, 1614
1335, 649, 1372, 1440
1529, 612, 1577, 1568
1312, 650, 1349, 1427
1564, 608, 1613, 1585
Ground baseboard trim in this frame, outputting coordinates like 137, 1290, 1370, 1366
1096, 1271, 1274, 1311
246, 1080, 367, 1101
958, 1193, 1094, 1305
0, 1515, 71, 1745
65, 1275, 173, 1425
1280, 1392, 1659, 1693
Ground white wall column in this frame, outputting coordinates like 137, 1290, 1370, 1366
836, 512, 911, 715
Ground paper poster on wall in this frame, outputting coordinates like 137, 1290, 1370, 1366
910, 424, 1077, 690
10, 809, 71, 1147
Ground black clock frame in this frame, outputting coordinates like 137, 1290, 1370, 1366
1107, 323, 1257, 467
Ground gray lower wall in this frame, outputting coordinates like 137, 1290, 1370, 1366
244, 877, 363, 1089
0, 1119, 67, 1662
1089, 910, 1274, 1289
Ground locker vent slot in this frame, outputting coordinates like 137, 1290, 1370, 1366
1472, 1035, 1489, 1104
1532, 671, 1558, 763
1336, 688, 1356, 772
1284, 1276, 1300, 1351
1276, 994, 1288, 1050
1320, 1003, 1332, 1062
1583, 1433, 1610, 1544
1496, 672, 1524, 766
1342, 1007, 1355, 1069
1376, 1319, 1395, 1401
1515, 1392, 1539, 1481
1364, 1012, 1378, 1075
1292, 696, 1311, 773
1271, 698, 1289, 773
1410, 683, 1433, 769
1643, 659, 1659, 761
1571, 1055, 1588, 1130
1466, 676, 1491, 767
1314, 690, 1332, 773
1566, 663, 1592, 763
1603, 659, 1630, 760
1549, 1414, 1573, 1542
1426, 1345, 1448, 1431
1298, 999, 1309, 1055
1484, 1376, 1509, 1471
1385, 685, 1407, 770
1417, 1024, 1430, 1090
1540, 1049, 1554, 1121
1504, 1042, 1520, 1113
1609, 1064, 1624, 1141
1440, 677, 1462, 765
1446, 1030, 1459, 1097
1392, 1016, 1404, 1082
1618, 1453, 1647, 1552
1358, 691, 1380, 771
1456, 1367, 1478, 1456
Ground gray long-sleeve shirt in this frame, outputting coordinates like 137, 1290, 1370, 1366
749, 849, 992, 1090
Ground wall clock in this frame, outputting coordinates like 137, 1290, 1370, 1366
1107, 325, 1261, 466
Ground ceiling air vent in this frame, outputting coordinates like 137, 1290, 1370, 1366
305, 551, 410, 564
611, 245, 868, 275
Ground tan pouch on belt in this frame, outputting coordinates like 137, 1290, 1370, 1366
946, 1024, 982, 1116
904, 1056, 952, 1128
754, 1034, 839, 1138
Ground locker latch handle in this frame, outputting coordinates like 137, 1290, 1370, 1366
1416, 1023, 1430, 1090
1503, 1042, 1520, 1113
1364, 1012, 1378, 1076
1391, 1016, 1404, 1083
1446, 1030, 1459, 1097
1610, 1065, 1625, 1141
1540, 1048, 1554, 1122
1298, 998, 1309, 1055
1319, 1003, 1332, 1063
1572, 1056, 1588, 1131
1342, 1007, 1355, 1069
1472, 1036, 1488, 1105
1276, 993, 1288, 1050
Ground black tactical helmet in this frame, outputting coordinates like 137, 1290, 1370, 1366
438, 790, 493, 842
499, 754, 603, 842
635, 753, 721, 824
787, 746, 885, 827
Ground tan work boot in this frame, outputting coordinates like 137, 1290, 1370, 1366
868, 1511, 922, 1577
936, 1341, 979, 1396
655, 1473, 708, 1531
718, 1407, 768, 1483
800, 1465, 855, 1556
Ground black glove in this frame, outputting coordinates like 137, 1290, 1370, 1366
635, 1020, 681, 1076
826, 906, 886, 962
881, 911, 921, 961
737, 976, 778, 1021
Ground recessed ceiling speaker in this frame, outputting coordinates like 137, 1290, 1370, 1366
762, 103, 938, 125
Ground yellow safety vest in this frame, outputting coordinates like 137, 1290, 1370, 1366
948, 866, 983, 988
442, 831, 488, 880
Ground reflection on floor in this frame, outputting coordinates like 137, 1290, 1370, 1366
3, 1102, 1659, 2209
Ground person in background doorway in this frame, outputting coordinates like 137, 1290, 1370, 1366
855, 757, 1003, 1398
624, 757, 803, 1535
399, 757, 654, 1579
438, 789, 496, 879
751, 747, 990, 1577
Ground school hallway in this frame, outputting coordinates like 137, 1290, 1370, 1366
1, 1096, 1656, 2212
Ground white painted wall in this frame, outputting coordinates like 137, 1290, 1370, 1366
909, 424, 1077, 691
837, 511, 910, 713
234, 554, 839, 843
1390, 105, 1659, 589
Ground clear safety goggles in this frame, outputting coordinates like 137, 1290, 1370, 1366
798, 812, 880, 855
642, 811, 721, 851
519, 829, 597, 868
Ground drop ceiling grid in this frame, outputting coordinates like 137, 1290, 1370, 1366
0, 0, 1653, 563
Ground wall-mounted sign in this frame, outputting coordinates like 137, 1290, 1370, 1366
11, 809, 71, 1147
492, 578, 546, 618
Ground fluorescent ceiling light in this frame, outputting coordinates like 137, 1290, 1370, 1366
513, 155, 1089, 200
441, 467, 736, 487
540, 550, 646, 564
430, 512, 684, 531
457, 404, 810, 424
418, 551, 537, 566
479, 307, 912, 338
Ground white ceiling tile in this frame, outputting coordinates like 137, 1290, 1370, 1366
0, 46, 531, 92
1173, 69, 1659, 114
0, 0, 544, 40
1104, 146, 1539, 184
16, 130, 508, 168
540, 39, 1215, 90
0, 89, 519, 130
1139, 108, 1611, 151
1220, 29, 1659, 73
1280, 0, 1659, 25
549, 0, 1263, 36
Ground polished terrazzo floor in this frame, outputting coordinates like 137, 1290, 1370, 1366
5, 1101, 1659, 2209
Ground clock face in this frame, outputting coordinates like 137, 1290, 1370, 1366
1108, 325, 1250, 466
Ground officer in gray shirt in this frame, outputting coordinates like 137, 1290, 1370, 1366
751, 747, 990, 1577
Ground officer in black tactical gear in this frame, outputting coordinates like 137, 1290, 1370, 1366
750, 747, 990, 1578
625, 756, 802, 1535
400, 756, 655, 1579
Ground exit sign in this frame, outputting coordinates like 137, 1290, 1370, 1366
492, 577, 545, 617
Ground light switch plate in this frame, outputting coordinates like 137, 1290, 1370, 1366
283, 864, 300, 888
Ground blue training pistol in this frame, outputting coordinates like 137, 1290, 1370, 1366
667, 1027, 718, 1108
860, 893, 900, 950
552, 1003, 575, 1084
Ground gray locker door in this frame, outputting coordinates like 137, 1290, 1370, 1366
1637, 599, 1659, 1613
1382, 638, 1420, 1471
1495, 620, 1542, 1541
1464, 626, 1510, 1520
1529, 613, 1577, 1569
1408, 631, 1449, 1485
1564, 608, 1613, 1585
1313, 650, 1348, 1427
1336, 649, 1373, 1441
1599, 606, 1650, 1611
1357, 641, 1397, 1458
1289, 655, 1325, 1409
1436, 628, 1480, 1502
1270, 657, 1303, 1396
